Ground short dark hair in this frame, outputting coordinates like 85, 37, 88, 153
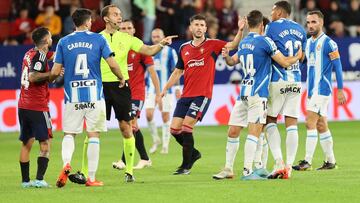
263, 16, 270, 27
274, 1, 292, 15
31, 27, 50, 46
247, 10, 263, 28
307, 10, 324, 19
190, 14, 206, 24
101, 4, 117, 19
121, 19, 134, 25
72, 8, 92, 27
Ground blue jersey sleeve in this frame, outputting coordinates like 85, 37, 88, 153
263, 37, 278, 56
326, 39, 343, 89
54, 39, 64, 64
301, 28, 307, 52
264, 23, 275, 39
170, 48, 178, 71
100, 35, 114, 59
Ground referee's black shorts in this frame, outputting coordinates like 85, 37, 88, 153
103, 81, 132, 122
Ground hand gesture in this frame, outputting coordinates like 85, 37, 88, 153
238, 16, 247, 31
118, 78, 125, 88
222, 47, 230, 58
160, 35, 178, 46
337, 89, 346, 105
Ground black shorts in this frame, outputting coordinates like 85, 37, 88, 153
103, 81, 132, 122
131, 100, 144, 118
18, 108, 53, 144
173, 96, 211, 121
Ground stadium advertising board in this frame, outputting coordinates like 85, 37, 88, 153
1, 82, 359, 132
0, 38, 360, 89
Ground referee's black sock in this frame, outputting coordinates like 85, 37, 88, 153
182, 132, 194, 169
20, 161, 30, 183
36, 157, 49, 180
134, 130, 149, 160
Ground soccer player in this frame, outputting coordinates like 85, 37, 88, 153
263, 1, 307, 178
293, 10, 346, 171
112, 19, 161, 170
98, 4, 176, 182
161, 14, 246, 175
18, 27, 57, 188
51, 8, 125, 187
145, 28, 180, 154
212, 10, 302, 180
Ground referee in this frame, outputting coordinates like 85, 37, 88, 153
100, 4, 176, 182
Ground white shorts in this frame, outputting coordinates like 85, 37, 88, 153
306, 95, 330, 117
144, 93, 173, 112
228, 95, 267, 127
63, 100, 107, 134
267, 82, 301, 118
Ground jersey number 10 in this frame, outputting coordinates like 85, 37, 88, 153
75, 54, 89, 79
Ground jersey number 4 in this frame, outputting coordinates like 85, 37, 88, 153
75, 54, 89, 79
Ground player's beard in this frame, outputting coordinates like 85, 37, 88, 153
309, 27, 320, 37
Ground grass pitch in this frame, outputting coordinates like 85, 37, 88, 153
0, 121, 359, 203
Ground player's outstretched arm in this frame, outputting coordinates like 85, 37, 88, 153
139, 35, 178, 56
49, 63, 63, 82
222, 47, 239, 66
272, 48, 303, 68
148, 65, 162, 108
105, 57, 125, 87
161, 68, 183, 97
224, 17, 246, 50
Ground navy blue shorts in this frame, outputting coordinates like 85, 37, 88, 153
18, 108, 53, 144
173, 96, 211, 121
131, 100, 144, 118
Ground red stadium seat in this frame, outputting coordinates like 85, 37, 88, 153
82, 0, 101, 10
0, 21, 10, 42
0, 0, 11, 19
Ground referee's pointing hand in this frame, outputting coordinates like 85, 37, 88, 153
160, 35, 178, 46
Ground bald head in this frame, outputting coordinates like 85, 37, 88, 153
151, 28, 165, 44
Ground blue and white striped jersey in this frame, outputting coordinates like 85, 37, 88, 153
265, 18, 307, 82
54, 31, 113, 103
237, 32, 277, 99
146, 46, 177, 94
305, 33, 344, 97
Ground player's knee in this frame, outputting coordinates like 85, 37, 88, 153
39, 142, 50, 157
316, 121, 327, 132
170, 127, 181, 136
181, 124, 193, 133
266, 116, 277, 124
228, 127, 240, 138
146, 112, 153, 121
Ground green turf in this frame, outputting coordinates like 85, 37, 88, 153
0, 121, 359, 203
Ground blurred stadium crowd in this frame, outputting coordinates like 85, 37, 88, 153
0, 0, 359, 46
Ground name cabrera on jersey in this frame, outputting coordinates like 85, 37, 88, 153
306, 33, 341, 97
54, 31, 113, 103
265, 18, 307, 82
146, 46, 178, 94
238, 33, 277, 99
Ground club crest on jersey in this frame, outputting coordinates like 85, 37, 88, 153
131, 53, 136, 59
200, 48, 204, 54
187, 58, 204, 68
185, 51, 190, 56
317, 44, 321, 51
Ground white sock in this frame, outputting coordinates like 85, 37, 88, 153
243, 135, 258, 176
148, 120, 160, 143
319, 130, 336, 164
225, 137, 239, 171
162, 121, 170, 149
261, 135, 269, 169
286, 125, 298, 166
87, 137, 100, 182
253, 133, 264, 169
62, 134, 74, 166
305, 129, 318, 164
265, 123, 283, 161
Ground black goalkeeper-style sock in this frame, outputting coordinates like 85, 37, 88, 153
20, 161, 30, 182
36, 157, 49, 180
182, 132, 194, 169
135, 130, 149, 160
173, 134, 184, 146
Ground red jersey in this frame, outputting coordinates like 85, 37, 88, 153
18, 49, 51, 112
127, 50, 154, 100
176, 39, 227, 98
